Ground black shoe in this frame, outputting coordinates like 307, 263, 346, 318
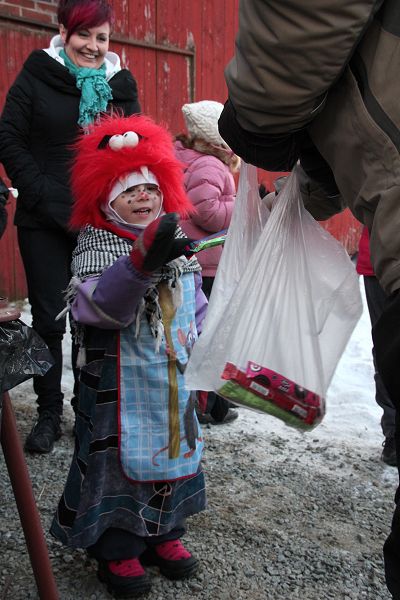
196, 408, 239, 425
24, 411, 62, 453
382, 436, 397, 467
141, 540, 198, 580
218, 407, 239, 424
97, 559, 151, 598
196, 411, 215, 425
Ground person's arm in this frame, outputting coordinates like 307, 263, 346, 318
71, 256, 151, 329
72, 214, 192, 328
0, 69, 46, 210
122, 71, 141, 115
219, 0, 381, 170
186, 159, 234, 233
110, 69, 141, 116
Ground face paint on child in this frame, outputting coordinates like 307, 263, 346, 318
111, 183, 163, 226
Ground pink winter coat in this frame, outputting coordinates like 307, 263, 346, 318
175, 139, 235, 277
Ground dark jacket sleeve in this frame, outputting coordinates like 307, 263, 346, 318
218, 98, 305, 172
71, 256, 151, 329
109, 69, 141, 117
219, 0, 382, 171
122, 71, 141, 115
0, 70, 45, 209
0, 178, 8, 238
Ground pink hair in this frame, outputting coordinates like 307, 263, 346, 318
57, 0, 113, 40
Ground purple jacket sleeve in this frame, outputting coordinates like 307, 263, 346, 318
71, 256, 151, 329
194, 271, 208, 336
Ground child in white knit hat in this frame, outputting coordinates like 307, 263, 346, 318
181, 100, 229, 148
175, 100, 240, 425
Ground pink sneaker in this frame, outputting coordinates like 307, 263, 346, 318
97, 557, 151, 598
142, 539, 198, 580
108, 558, 146, 577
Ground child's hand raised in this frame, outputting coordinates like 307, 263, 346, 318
130, 213, 193, 274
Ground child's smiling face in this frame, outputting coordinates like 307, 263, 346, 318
111, 183, 162, 226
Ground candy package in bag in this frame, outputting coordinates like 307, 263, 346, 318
185, 164, 362, 430
219, 362, 325, 430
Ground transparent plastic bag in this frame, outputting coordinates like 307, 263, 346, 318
0, 319, 54, 393
191, 162, 270, 359
185, 165, 362, 429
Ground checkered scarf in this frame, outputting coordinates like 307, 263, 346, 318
68, 225, 201, 352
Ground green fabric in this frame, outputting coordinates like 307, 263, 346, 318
218, 380, 313, 431
190, 234, 226, 253
60, 49, 113, 127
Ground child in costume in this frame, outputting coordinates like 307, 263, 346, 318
50, 114, 208, 598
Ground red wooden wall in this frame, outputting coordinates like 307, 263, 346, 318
0, 0, 361, 300
0, 0, 239, 299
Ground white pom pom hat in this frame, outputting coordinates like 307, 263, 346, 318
182, 100, 227, 147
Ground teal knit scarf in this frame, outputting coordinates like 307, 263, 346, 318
60, 49, 113, 127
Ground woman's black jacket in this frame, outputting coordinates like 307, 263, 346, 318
0, 49, 140, 230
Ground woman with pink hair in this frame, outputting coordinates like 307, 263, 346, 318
0, 0, 140, 454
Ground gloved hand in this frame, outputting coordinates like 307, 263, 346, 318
130, 213, 194, 274
262, 191, 275, 210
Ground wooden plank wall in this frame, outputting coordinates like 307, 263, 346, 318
0, 0, 239, 299
0, 1, 361, 300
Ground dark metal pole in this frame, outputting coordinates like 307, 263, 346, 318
1, 391, 59, 599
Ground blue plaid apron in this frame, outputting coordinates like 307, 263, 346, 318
119, 273, 204, 482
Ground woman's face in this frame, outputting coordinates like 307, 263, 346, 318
111, 184, 163, 226
60, 22, 110, 69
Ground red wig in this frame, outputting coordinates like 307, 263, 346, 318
70, 114, 195, 231
57, 0, 113, 40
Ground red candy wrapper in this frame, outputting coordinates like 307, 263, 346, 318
219, 361, 325, 429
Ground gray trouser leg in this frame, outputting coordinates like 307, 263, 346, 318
364, 276, 396, 437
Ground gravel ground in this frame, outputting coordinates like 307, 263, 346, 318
0, 384, 397, 600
